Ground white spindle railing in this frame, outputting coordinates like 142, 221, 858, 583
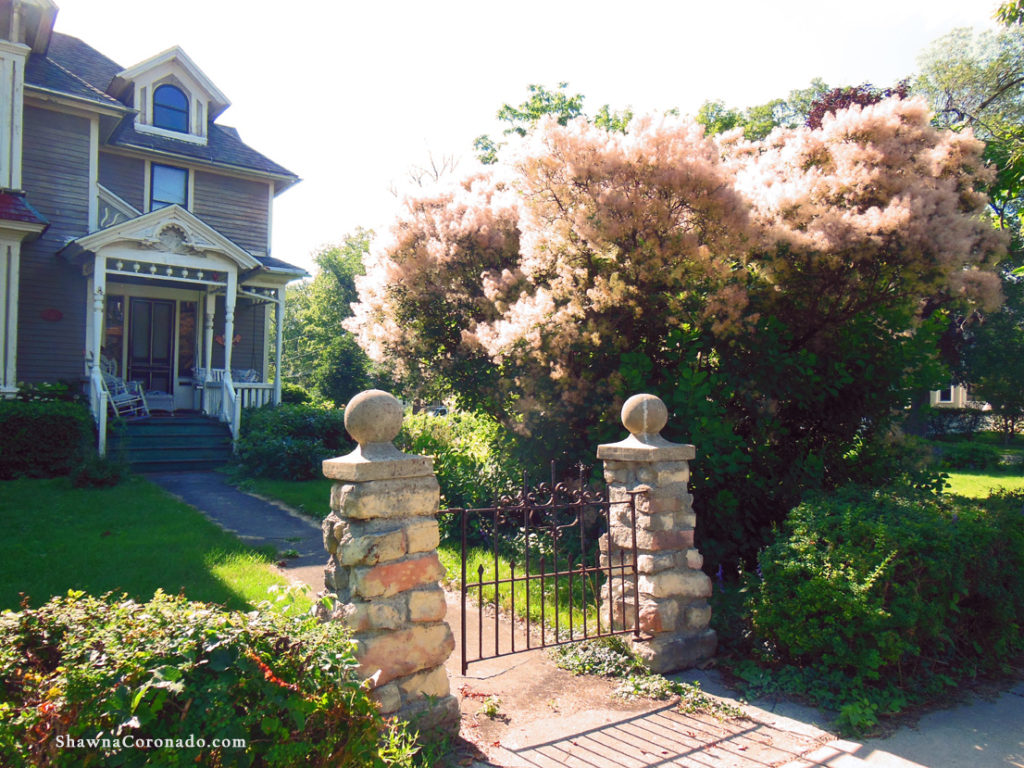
88, 365, 108, 456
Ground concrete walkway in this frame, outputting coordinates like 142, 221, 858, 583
147, 471, 1024, 768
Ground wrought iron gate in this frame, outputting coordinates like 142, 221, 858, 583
447, 463, 642, 675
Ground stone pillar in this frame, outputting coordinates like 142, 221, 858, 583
597, 393, 716, 673
319, 389, 459, 732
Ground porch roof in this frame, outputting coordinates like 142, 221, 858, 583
0, 191, 48, 229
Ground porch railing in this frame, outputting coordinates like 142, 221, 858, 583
88, 365, 108, 456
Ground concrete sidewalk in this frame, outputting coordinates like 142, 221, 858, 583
147, 471, 1024, 768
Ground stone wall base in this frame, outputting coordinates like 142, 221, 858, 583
631, 628, 717, 674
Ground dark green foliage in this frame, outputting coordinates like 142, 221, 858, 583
279, 382, 312, 404
69, 453, 129, 488
615, 311, 949, 568
0, 591, 391, 767
742, 486, 1024, 732
925, 406, 989, 438
235, 404, 351, 480
0, 400, 95, 479
937, 441, 1004, 471
278, 232, 381, 407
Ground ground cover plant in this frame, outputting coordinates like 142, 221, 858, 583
718, 485, 1024, 734
0, 590, 416, 767
0, 477, 302, 613
551, 637, 744, 719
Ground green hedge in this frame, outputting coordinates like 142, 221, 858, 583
744, 486, 1024, 732
0, 400, 95, 479
937, 441, 1005, 471
0, 591, 409, 767
235, 403, 352, 480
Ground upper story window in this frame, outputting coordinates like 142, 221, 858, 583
153, 84, 189, 133
151, 164, 188, 210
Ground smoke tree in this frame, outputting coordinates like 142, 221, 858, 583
348, 97, 1004, 565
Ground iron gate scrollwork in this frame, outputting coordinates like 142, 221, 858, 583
447, 462, 642, 675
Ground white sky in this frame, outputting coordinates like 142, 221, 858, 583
53, 0, 999, 275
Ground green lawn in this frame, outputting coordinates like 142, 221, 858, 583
235, 476, 334, 519
944, 471, 1024, 499
0, 477, 308, 613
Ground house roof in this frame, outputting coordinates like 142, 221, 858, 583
108, 121, 297, 182
25, 36, 124, 110
0, 191, 49, 227
26, 33, 299, 187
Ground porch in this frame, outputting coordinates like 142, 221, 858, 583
60, 206, 302, 455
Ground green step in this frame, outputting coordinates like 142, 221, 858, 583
106, 414, 234, 471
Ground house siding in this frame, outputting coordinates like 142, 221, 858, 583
98, 152, 145, 212
192, 171, 269, 254
18, 106, 91, 385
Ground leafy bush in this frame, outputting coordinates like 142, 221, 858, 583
397, 410, 523, 512
745, 486, 1024, 732
69, 453, 129, 488
937, 441, 1004, 471
0, 400, 95, 479
0, 590, 408, 767
235, 404, 351, 480
925, 406, 990, 438
279, 382, 313, 404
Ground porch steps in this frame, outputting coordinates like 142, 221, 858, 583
107, 414, 233, 473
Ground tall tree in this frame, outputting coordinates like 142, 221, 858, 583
474, 83, 632, 164
278, 230, 378, 405
696, 79, 830, 139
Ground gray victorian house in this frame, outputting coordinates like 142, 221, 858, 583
0, 0, 305, 464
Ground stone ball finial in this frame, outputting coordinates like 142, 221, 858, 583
621, 393, 668, 439
344, 390, 403, 446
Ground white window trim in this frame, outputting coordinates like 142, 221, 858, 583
145, 160, 194, 213
135, 122, 208, 146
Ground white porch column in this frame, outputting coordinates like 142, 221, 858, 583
274, 287, 283, 406
202, 292, 215, 413
223, 269, 237, 376
90, 253, 106, 369
0, 40, 28, 191
0, 240, 20, 395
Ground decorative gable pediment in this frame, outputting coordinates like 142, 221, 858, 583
109, 46, 230, 144
70, 205, 259, 271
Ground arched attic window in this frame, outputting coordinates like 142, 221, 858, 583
153, 84, 189, 133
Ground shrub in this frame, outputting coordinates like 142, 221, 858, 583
925, 406, 989, 438
69, 453, 129, 488
397, 410, 523, 540
0, 400, 95, 479
235, 403, 351, 480
279, 382, 313, 404
745, 485, 1024, 732
0, 590, 404, 767
937, 441, 1004, 471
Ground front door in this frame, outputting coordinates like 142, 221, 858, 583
128, 298, 175, 392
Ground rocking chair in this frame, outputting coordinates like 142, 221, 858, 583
101, 372, 150, 420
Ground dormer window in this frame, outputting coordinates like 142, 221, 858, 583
113, 47, 230, 148
153, 84, 189, 133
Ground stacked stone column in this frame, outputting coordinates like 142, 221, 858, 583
318, 390, 459, 732
597, 393, 716, 673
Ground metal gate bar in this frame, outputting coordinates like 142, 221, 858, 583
453, 463, 642, 675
